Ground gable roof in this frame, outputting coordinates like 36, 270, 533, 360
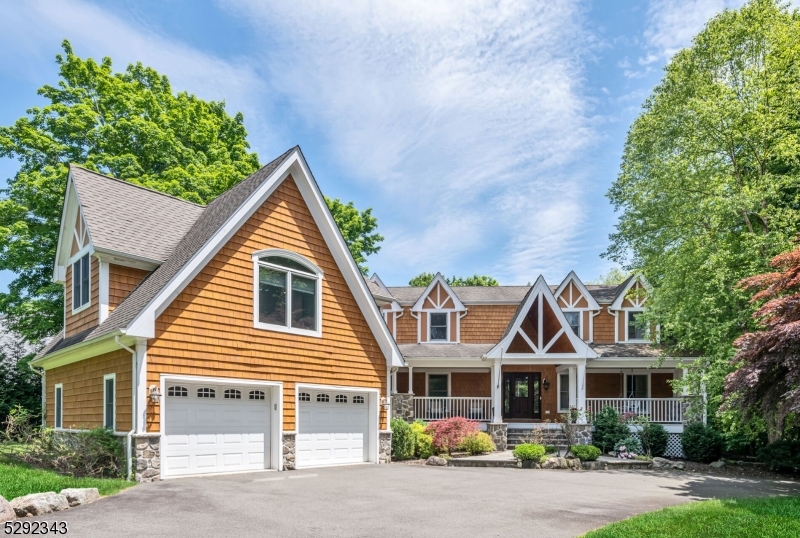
411, 273, 466, 311
485, 275, 597, 359
609, 274, 648, 310
36, 147, 404, 368
69, 166, 205, 263
554, 271, 601, 310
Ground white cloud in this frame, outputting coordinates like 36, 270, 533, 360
221, 0, 597, 284
0, 0, 274, 150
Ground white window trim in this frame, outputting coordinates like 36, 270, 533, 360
103, 373, 116, 430
428, 311, 450, 343
624, 310, 649, 343
252, 249, 323, 338
54, 383, 63, 430
71, 251, 93, 315
557, 372, 571, 412
425, 372, 451, 397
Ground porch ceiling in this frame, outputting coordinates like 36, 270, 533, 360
398, 343, 494, 359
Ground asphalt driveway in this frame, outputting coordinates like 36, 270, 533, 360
32, 464, 800, 538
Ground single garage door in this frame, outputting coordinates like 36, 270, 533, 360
163, 381, 271, 477
296, 389, 370, 468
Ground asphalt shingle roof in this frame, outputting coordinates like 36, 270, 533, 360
384, 284, 622, 305
398, 343, 494, 359
71, 166, 205, 263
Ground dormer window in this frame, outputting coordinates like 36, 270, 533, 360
254, 252, 322, 336
563, 312, 580, 336
430, 313, 448, 341
628, 311, 645, 340
72, 252, 90, 311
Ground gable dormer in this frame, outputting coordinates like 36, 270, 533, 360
486, 276, 597, 359
553, 271, 600, 342
411, 273, 466, 343
609, 274, 650, 343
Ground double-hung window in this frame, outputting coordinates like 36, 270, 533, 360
103, 374, 116, 430
256, 253, 321, 335
563, 311, 580, 336
54, 384, 63, 429
72, 252, 91, 311
559, 373, 570, 411
430, 313, 448, 341
627, 311, 645, 340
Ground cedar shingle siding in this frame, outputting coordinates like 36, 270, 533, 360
108, 264, 149, 312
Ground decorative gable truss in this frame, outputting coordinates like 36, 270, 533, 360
553, 271, 600, 342
609, 274, 651, 343
371, 274, 404, 337
53, 177, 93, 284
486, 276, 597, 361
411, 273, 466, 343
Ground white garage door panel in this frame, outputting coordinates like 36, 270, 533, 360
163, 382, 271, 477
297, 391, 370, 468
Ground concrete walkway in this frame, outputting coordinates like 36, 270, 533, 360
30, 464, 800, 538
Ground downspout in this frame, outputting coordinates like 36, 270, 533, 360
115, 335, 136, 481
28, 362, 45, 427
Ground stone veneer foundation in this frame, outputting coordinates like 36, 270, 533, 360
391, 393, 414, 421
379, 430, 392, 463
487, 423, 508, 451
133, 433, 161, 482
282, 432, 297, 470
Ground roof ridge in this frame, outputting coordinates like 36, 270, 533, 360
69, 164, 207, 208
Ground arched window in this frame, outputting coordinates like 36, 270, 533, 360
299, 392, 311, 402
249, 390, 266, 401
197, 388, 216, 398
353, 395, 365, 404
168, 386, 188, 397
224, 389, 242, 399
254, 251, 322, 336
317, 393, 330, 403
335, 394, 348, 403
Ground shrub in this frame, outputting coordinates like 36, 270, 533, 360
544, 444, 558, 454
427, 417, 479, 454
409, 420, 435, 458
682, 422, 723, 463
592, 406, 630, 453
640, 422, 669, 457
513, 443, 546, 461
390, 418, 415, 460
615, 435, 643, 459
458, 431, 495, 455
571, 444, 601, 461
757, 440, 800, 472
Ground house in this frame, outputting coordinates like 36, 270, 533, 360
31, 147, 404, 480
369, 271, 692, 457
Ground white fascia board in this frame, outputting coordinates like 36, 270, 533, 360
554, 270, 601, 310
52, 174, 79, 282
369, 273, 391, 295
410, 273, 466, 312
499, 357, 589, 366
609, 274, 651, 310
30, 331, 126, 370
587, 358, 685, 368
93, 247, 161, 271
125, 149, 405, 368
403, 359, 489, 369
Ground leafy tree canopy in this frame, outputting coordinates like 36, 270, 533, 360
586, 268, 629, 286
0, 41, 383, 343
408, 273, 499, 287
604, 0, 800, 420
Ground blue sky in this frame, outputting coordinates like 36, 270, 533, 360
0, 0, 754, 292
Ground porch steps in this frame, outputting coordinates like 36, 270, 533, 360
507, 428, 569, 450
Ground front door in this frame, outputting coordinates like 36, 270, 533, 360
503, 373, 541, 420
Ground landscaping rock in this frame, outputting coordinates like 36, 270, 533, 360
60, 488, 100, 507
11, 493, 69, 517
567, 458, 582, 470
653, 457, 685, 471
581, 461, 608, 471
426, 456, 448, 466
710, 460, 726, 469
541, 456, 568, 469
0, 496, 14, 522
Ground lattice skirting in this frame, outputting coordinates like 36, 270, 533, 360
664, 433, 684, 458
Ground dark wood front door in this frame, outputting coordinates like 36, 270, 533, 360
503, 372, 541, 420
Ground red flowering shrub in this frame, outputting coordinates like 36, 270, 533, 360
426, 417, 479, 454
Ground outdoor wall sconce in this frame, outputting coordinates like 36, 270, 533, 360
542, 378, 550, 390
380, 397, 390, 408
149, 385, 162, 404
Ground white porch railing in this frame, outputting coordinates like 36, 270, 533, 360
586, 398, 683, 424
413, 397, 492, 422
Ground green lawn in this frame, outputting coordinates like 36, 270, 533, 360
584, 496, 800, 538
0, 459, 134, 501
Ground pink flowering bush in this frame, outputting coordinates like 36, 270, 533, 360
426, 417, 479, 454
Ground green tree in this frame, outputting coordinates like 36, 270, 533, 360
408, 273, 499, 287
586, 268, 629, 286
324, 197, 382, 274
0, 41, 384, 343
604, 0, 800, 422
0, 324, 40, 424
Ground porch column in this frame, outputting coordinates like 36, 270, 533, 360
491, 359, 502, 423
407, 366, 414, 395
576, 361, 587, 424
391, 370, 398, 395
568, 367, 577, 409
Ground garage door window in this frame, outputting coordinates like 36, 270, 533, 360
353, 395, 365, 404
249, 390, 265, 400
335, 394, 348, 403
255, 252, 322, 336
224, 389, 242, 399
299, 392, 310, 402
317, 394, 330, 403
198, 388, 216, 398
168, 386, 188, 397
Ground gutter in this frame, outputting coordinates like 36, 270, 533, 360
115, 335, 136, 481
28, 362, 45, 427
